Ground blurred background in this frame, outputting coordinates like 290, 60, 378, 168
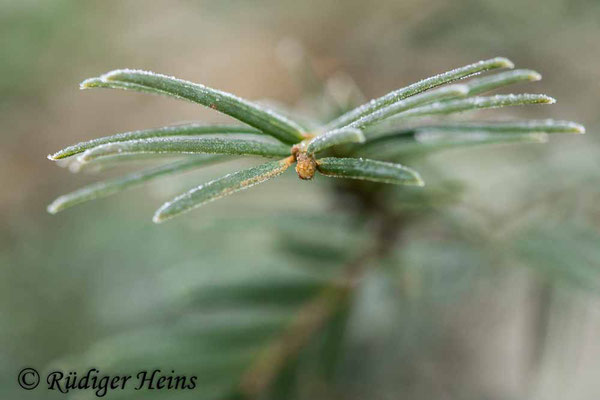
1, 0, 599, 399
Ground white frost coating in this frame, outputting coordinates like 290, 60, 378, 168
350, 58, 513, 115
348, 84, 469, 129
78, 144, 118, 163
76, 136, 289, 164
80, 69, 305, 139
152, 177, 228, 223
463, 69, 542, 93
152, 161, 289, 223
47, 200, 62, 214
519, 119, 584, 133
317, 157, 425, 186
307, 127, 365, 154
527, 71, 542, 81
395, 94, 556, 118
324, 57, 514, 130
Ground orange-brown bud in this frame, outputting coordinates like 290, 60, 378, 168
295, 152, 317, 180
